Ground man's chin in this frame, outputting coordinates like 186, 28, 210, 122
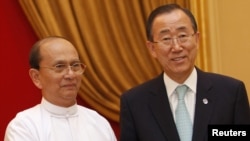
63, 92, 78, 99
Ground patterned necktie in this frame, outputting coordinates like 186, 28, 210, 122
175, 85, 193, 141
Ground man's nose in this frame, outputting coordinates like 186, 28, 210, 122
171, 38, 182, 50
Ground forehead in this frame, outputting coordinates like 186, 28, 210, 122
152, 9, 193, 34
40, 39, 79, 62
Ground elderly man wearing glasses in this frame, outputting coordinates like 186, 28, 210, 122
4, 36, 117, 141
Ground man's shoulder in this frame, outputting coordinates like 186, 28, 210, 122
15, 104, 41, 118
77, 105, 111, 124
77, 105, 105, 118
199, 70, 243, 83
121, 73, 164, 98
6, 104, 42, 128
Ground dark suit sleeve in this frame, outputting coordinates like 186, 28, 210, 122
234, 81, 250, 124
119, 94, 138, 141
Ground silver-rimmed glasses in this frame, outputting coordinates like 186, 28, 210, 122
152, 33, 196, 46
40, 62, 86, 74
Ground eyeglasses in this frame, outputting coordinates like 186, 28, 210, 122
152, 33, 196, 46
40, 63, 86, 74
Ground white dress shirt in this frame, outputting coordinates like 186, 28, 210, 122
4, 98, 117, 141
164, 68, 197, 124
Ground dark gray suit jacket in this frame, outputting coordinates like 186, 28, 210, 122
120, 68, 250, 141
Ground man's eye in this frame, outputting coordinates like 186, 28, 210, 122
162, 37, 172, 41
55, 64, 66, 69
72, 63, 80, 67
179, 34, 188, 39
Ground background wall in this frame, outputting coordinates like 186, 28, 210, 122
207, 0, 250, 101
0, 0, 38, 139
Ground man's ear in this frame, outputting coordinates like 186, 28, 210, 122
29, 68, 42, 89
146, 41, 157, 58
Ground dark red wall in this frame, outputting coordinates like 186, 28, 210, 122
0, 0, 119, 140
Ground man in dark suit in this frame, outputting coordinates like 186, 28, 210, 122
119, 3, 250, 141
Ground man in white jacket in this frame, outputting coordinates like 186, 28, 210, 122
4, 36, 117, 141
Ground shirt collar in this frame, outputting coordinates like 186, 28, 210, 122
41, 98, 78, 117
164, 68, 197, 97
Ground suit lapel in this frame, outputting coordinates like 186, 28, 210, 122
148, 74, 180, 141
192, 69, 215, 141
